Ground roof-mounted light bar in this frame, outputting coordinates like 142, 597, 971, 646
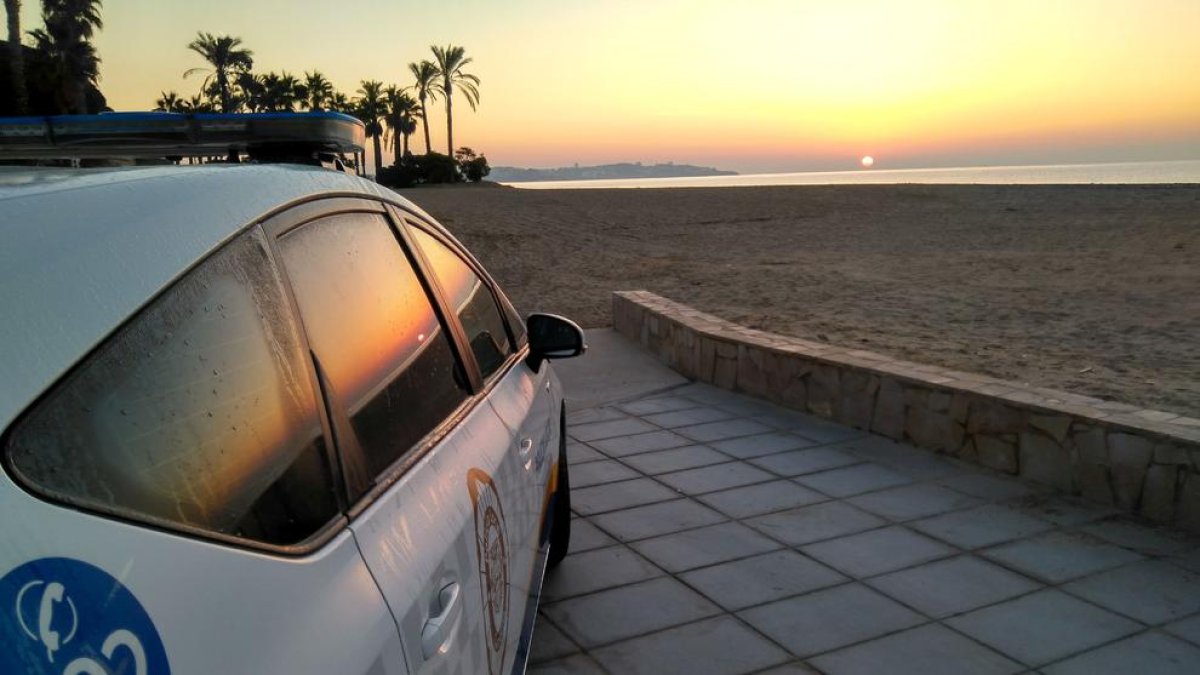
0, 112, 366, 162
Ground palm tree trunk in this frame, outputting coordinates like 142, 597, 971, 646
420, 96, 431, 154
402, 132, 409, 157
5, 0, 26, 114
372, 135, 383, 176
445, 84, 455, 158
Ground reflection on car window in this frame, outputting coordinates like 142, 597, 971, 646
407, 225, 514, 380
278, 213, 469, 485
6, 228, 340, 546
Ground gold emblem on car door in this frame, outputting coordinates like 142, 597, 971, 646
467, 468, 509, 675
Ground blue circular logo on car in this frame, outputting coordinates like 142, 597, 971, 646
0, 557, 170, 674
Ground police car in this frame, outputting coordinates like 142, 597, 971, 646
0, 112, 583, 674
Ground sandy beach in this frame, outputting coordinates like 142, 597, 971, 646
401, 184, 1200, 416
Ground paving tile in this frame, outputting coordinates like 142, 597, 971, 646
1064, 560, 1200, 624
748, 502, 886, 546
590, 615, 791, 675
712, 396, 786, 417
657, 462, 776, 495
867, 555, 1041, 618
844, 436, 967, 480
674, 383, 742, 405
680, 550, 847, 611
911, 504, 1053, 549
569, 518, 616, 553
644, 406, 737, 428
571, 477, 678, 516
566, 440, 604, 465
590, 498, 727, 542
739, 584, 924, 657
794, 463, 914, 498
528, 653, 607, 674
620, 445, 731, 475
710, 432, 819, 459
848, 483, 983, 522
801, 526, 956, 579
1165, 613, 1200, 646
567, 407, 627, 426
1081, 517, 1198, 556
810, 623, 1021, 675
542, 577, 721, 648
749, 447, 862, 476
541, 545, 663, 601
1013, 495, 1117, 527
675, 418, 774, 443
939, 473, 1041, 501
530, 614, 579, 664
698, 480, 828, 519
570, 417, 659, 442
947, 589, 1141, 667
570, 459, 641, 488
632, 522, 781, 573
755, 411, 863, 443
753, 662, 821, 674
981, 530, 1144, 584
618, 396, 703, 416
1168, 549, 1200, 574
1042, 632, 1200, 675
591, 429, 693, 456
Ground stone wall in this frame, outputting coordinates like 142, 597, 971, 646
613, 290, 1200, 533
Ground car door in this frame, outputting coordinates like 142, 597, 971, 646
0, 225, 406, 675
398, 215, 556, 652
272, 202, 536, 674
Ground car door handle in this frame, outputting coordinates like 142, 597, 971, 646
421, 581, 463, 659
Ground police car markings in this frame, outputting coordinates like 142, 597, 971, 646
466, 468, 509, 675
1, 557, 169, 675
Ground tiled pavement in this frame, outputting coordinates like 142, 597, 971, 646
529, 381, 1200, 675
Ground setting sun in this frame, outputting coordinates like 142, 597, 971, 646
861, 156, 875, 168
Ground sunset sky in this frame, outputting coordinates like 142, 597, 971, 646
18, 0, 1200, 172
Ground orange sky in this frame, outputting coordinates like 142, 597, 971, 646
17, 0, 1200, 172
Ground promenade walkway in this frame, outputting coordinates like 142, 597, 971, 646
530, 330, 1200, 674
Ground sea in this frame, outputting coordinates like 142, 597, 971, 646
502, 159, 1200, 190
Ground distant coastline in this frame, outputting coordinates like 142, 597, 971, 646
489, 162, 737, 183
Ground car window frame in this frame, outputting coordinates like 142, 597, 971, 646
0, 217, 351, 558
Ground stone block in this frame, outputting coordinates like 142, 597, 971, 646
1078, 463, 1115, 506
835, 370, 878, 429
950, 393, 971, 425
976, 434, 1018, 474
1020, 431, 1072, 491
1030, 414, 1073, 444
713, 353, 737, 390
959, 438, 979, 462
807, 364, 839, 419
871, 377, 906, 440
1140, 465, 1179, 523
967, 399, 1023, 435
1108, 433, 1154, 510
736, 345, 769, 399
929, 391, 952, 413
1154, 443, 1191, 466
1176, 476, 1200, 534
1073, 426, 1108, 465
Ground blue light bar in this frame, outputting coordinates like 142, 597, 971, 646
0, 112, 366, 160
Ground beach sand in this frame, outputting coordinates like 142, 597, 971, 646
400, 184, 1200, 416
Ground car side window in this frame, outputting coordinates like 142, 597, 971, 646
277, 212, 469, 486
407, 224, 515, 381
5, 228, 341, 546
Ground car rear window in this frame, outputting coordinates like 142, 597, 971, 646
4, 227, 341, 547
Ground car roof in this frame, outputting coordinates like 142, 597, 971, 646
0, 163, 433, 430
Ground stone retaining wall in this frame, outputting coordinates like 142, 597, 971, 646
612, 290, 1200, 533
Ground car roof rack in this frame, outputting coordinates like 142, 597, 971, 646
0, 111, 367, 175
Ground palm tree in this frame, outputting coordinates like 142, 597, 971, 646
154, 90, 183, 112
185, 33, 253, 113
407, 60, 439, 154
384, 86, 420, 163
328, 91, 351, 113
4, 0, 26, 114
31, 0, 104, 113
355, 79, 387, 171
303, 70, 333, 111
258, 71, 303, 112
430, 44, 480, 159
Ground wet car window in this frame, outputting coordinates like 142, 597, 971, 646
278, 212, 469, 485
6, 227, 340, 546
408, 225, 515, 380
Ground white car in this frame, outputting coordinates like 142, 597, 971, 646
0, 113, 583, 674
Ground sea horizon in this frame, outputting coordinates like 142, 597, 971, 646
502, 158, 1200, 189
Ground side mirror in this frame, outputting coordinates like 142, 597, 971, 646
527, 313, 586, 372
